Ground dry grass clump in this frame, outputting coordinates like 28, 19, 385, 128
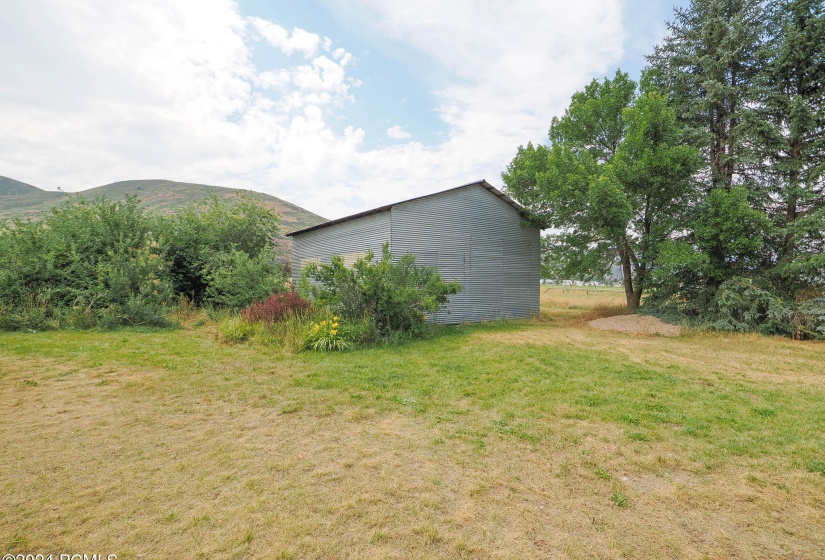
577, 303, 631, 324
588, 314, 683, 336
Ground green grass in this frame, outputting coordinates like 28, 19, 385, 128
2, 317, 823, 469
2, 292, 825, 558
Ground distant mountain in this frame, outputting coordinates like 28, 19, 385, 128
0, 176, 326, 234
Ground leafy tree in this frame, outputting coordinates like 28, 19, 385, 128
503, 71, 700, 309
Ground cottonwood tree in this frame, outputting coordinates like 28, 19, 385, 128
503, 71, 700, 310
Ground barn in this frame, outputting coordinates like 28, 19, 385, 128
286, 180, 540, 324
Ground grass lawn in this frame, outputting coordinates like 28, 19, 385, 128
1, 287, 824, 559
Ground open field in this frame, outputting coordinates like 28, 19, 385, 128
2, 287, 824, 559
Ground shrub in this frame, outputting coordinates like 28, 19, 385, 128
793, 297, 825, 340
0, 195, 161, 309
0, 193, 289, 330
94, 239, 175, 327
706, 277, 794, 336
241, 291, 311, 324
0, 196, 177, 330
645, 277, 825, 339
159, 194, 283, 304
203, 249, 286, 310
299, 243, 461, 337
0, 290, 63, 331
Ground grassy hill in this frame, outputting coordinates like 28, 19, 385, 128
0, 176, 326, 234
0, 176, 65, 218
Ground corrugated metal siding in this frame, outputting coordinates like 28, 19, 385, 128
290, 211, 391, 286
390, 184, 539, 324
391, 188, 471, 324
290, 183, 539, 324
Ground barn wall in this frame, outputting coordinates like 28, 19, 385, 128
290, 184, 539, 324
390, 184, 539, 323
290, 211, 391, 286
391, 187, 473, 323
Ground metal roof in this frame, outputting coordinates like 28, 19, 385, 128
286, 180, 524, 237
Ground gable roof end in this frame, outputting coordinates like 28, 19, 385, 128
286, 180, 524, 237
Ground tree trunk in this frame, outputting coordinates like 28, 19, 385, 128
781, 141, 802, 261
632, 268, 645, 309
619, 241, 636, 311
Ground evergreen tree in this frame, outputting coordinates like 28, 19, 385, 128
643, 0, 772, 290
745, 0, 825, 291
645, 0, 766, 191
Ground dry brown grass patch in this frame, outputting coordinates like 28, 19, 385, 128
2, 288, 825, 558
577, 303, 631, 324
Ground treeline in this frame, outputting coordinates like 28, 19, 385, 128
504, 0, 825, 338
0, 194, 287, 330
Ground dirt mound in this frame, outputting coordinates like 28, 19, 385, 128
588, 314, 683, 336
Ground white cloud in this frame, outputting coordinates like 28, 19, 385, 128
257, 55, 355, 110
0, 0, 627, 219
346, 0, 624, 155
248, 17, 323, 58
386, 125, 411, 139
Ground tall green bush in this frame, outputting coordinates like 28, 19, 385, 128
158, 194, 284, 304
0, 195, 174, 328
299, 243, 461, 337
0, 195, 155, 308
0, 192, 287, 330
203, 249, 286, 310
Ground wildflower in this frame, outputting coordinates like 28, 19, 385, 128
332, 323, 338, 328
321, 320, 327, 326
333, 316, 339, 321
313, 324, 319, 332
331, 329, 338, 335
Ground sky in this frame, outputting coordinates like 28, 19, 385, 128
0, 0, 688, 220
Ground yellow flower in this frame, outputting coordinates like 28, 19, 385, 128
321, 320, 327, 326
313, 325, 319, 332
333, 316, 339, 321
331, 329, 338, 335
332, 322, 338, 328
